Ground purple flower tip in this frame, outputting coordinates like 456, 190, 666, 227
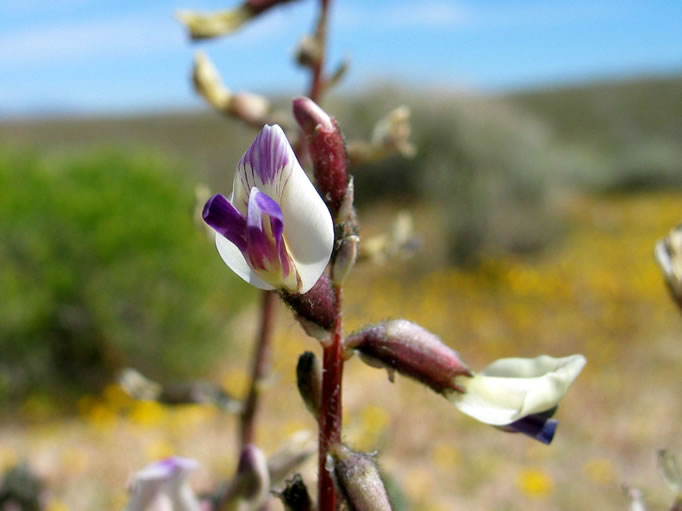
505, 412, 559, 445
203, 194, 247, 252
240, 124, 291, 185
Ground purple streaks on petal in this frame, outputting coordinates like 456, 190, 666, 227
505, 412, 559, 445
246, 188, 284, 269
240, 125, 290, 185
203, 194, 247, 252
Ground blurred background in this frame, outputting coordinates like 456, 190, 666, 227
1, 1, 681, 509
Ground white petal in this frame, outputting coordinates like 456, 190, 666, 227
169, 483, 202, 511
125, 458, 201, 511
279, 161, 334, 293
216, 233, 275, 290
451, 354, 586, 426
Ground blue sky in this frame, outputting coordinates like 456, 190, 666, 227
1, 0, 680, 116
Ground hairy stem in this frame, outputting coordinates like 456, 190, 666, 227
239, 289, 276, 448
317, 284, 344, 511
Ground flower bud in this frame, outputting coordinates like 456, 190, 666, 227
292, 97, 348, 217
371, 106, 416, 159
276, 474, 313, 511
332, 445, 392, 511
332, 235, 359, 286
345, 319, 471, 394
295, 35, 322, 69
267, 431, 316, 484
235, 444, 270, 507
655, 223, 682, 310
336, 176, 355, 225
280, 275, 336, 342
292, 96, 334, 133
177, 0, 297, 40
296, 352, 322, 418
192, 52, 231, 110
228, 92, 271, 126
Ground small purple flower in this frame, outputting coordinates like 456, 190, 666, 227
203, 124, 334, 293
125, 457, 200, 511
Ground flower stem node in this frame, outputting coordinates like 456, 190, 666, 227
450, 354, 586, 444
125, 457, 201, 511
292, 97, 349, 218
332, 444, 393, 511
202, 124, 334, 293
280, 275, 336, 343
345, 319, 472, 394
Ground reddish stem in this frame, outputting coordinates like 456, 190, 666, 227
239, 289, 276, 448
308, 0, 330, 103
317, 285, 344, 511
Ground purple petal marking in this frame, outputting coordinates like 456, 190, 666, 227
505, 409, 559, 445
203, 194, 247, 252
240, 125, 291, 185
246, 188, 284, 270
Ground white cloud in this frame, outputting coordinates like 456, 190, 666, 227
0, 15, 183, 65
0, 6, 300, 66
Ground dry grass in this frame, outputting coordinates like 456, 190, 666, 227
2, 192, 681, 510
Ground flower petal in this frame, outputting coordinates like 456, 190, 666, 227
246, 187, 285, 270
203, 194, 247, 252
215, 234, 275, 290
125, 457, 201, 511
244, 188, 298, 290
232, 124, 295, 214
451, 354, 585, 426
502, 408, 559, 445
279, 155, 334, 293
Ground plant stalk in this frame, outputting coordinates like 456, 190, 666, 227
308, 0, 331, 103
317, 284, 344, 511
239, 289, 276, 448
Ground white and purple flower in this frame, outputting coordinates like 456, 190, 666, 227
203, 124, 334, 293
125, 457, 201, 511
451, 354, 586, 444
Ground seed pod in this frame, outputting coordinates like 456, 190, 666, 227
345, 319, 471, 394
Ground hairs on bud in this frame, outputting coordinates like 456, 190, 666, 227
292, 97, 349, 217
345, 319, 471, 394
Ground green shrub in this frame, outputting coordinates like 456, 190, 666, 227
0, 148, 254, 402
336, 88, 561, 263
